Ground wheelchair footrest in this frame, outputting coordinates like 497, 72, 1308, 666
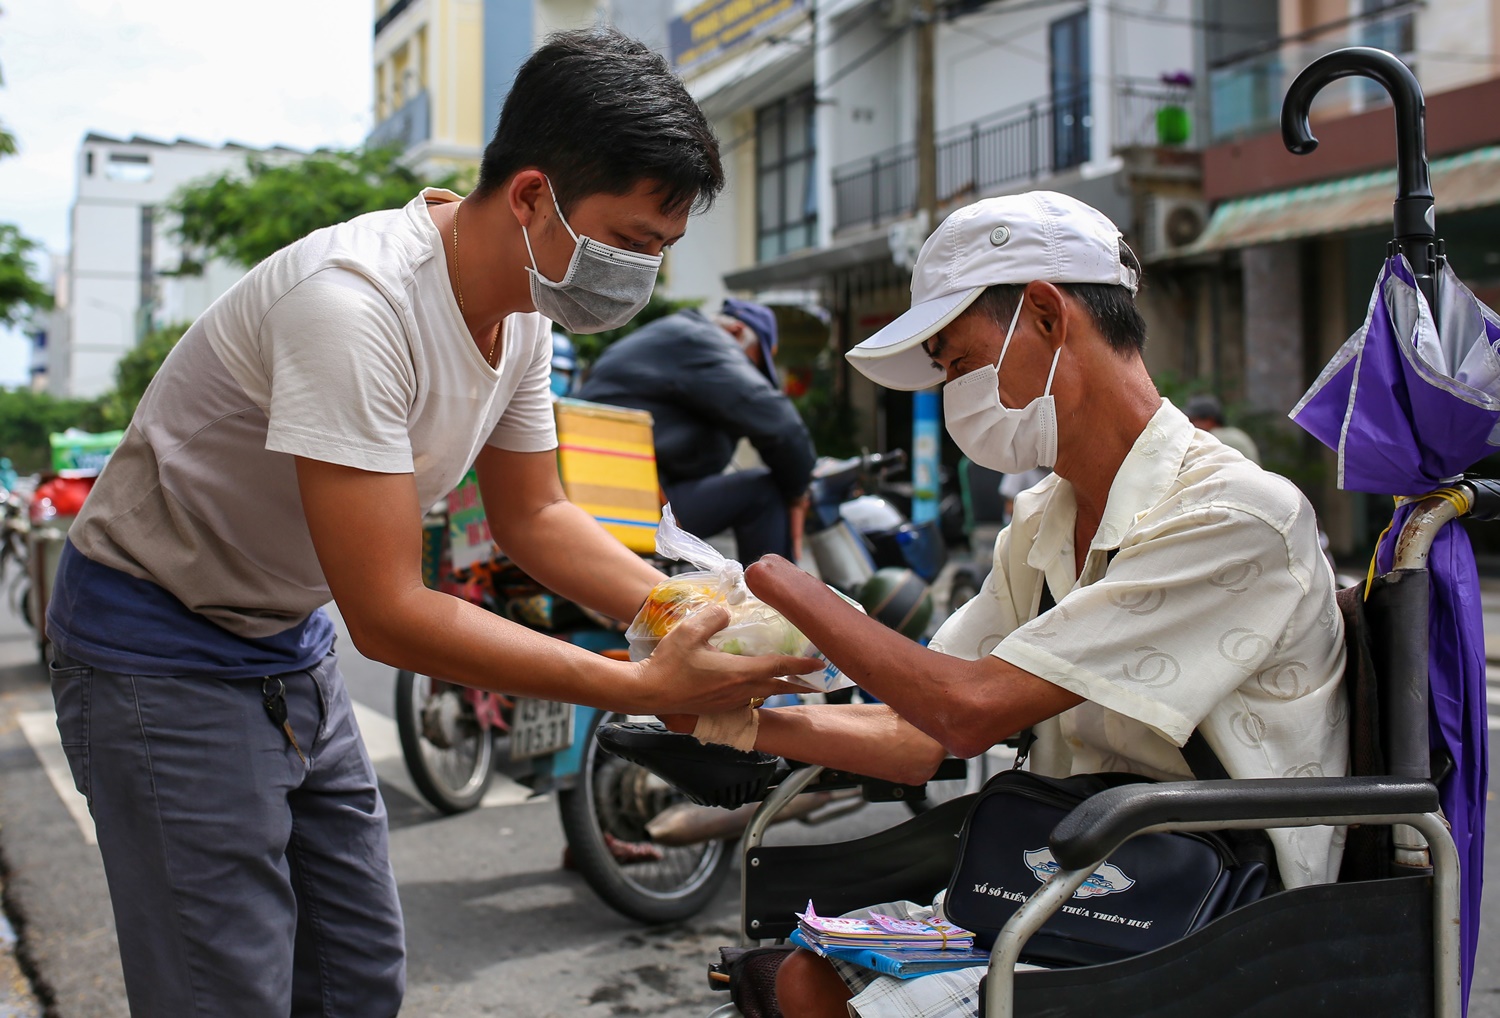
595, 721, 786, 808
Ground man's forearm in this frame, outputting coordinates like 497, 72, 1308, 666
753, 704, 947, 786
492, 499, 664, 623
744, 559, 982, 742
352, 581, 650, 708
744, 557, 1078, 759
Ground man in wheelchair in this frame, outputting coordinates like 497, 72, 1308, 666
667, 192, 1350, 1017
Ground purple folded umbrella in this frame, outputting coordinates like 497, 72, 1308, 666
1292, 255, 1494, 1011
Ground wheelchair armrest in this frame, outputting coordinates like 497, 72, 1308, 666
1048, 776, 1438, 870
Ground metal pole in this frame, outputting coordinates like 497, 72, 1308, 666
739, 765, 824, 946
916, 0, 938, 229
970, 121, 981, 195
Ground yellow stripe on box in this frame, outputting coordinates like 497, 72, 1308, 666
566, 481, 661, 514
559, 453, 658, 491
554, 399, 661, 553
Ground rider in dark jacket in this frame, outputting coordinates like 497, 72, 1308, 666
578, 301, 815, 562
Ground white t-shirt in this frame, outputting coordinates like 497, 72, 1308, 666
930, 401, 1349, 888
70, 188, 557, 638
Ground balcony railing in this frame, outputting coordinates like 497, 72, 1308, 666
368, 89, 431, 154
831, 83, 1187, 234
1209, 5, 1416, 141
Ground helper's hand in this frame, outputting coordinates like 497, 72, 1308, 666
633, 604, 818, 716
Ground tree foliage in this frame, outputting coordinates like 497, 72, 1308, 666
0, 224, 51, 328
171, 145, 461, 270
0, 389, 105, 473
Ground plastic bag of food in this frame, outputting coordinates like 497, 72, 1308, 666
626, 505, 855, 692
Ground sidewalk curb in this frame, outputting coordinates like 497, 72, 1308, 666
0, 874, 44, 1018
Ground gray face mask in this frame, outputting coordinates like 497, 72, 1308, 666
522, 177, 663, 334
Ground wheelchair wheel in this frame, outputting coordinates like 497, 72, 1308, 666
557, 710, 734, 924
393, 669, 495, 814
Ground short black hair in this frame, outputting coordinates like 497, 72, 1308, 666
968, 242, 1147, 354
1183, 393, 1225, 424
474, 29, 724, 217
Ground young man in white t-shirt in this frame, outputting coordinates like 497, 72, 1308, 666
657, 193, 1348, 1018
46, 30, 814, 1018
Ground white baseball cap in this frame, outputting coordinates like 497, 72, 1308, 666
846, 191, 1139, 391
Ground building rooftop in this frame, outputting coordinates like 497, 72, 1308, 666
80, 131, 304, 154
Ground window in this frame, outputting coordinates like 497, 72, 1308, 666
1356, 0, 1415, 106
756, 89, 817, 262
1049, 10, 1090, 171
105, 152, 152, 183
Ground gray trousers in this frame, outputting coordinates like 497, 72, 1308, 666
49, 651, 405, 1017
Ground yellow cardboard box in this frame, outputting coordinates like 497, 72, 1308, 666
554, 398, 661, 554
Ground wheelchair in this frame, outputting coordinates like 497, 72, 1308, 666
599, 477, 1498, 1018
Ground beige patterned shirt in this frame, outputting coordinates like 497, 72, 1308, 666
931, 401, 1348, 887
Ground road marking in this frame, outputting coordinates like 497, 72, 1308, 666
349, 701, 535, 810
16, 711, 95, 845
18, 698, 539, 844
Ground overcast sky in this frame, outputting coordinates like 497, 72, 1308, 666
0, 0, 375, 387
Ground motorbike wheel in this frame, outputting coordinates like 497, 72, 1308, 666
393, 669, 495, 815
557, 710, 734, 924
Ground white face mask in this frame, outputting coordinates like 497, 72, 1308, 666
521, 177, 663, 334
942, 299, 1062, 474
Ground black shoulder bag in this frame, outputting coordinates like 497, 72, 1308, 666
943, 577, 1274, 969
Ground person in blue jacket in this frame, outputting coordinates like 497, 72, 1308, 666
578, 298, 815, 561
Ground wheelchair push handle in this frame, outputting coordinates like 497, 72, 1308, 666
1282, 46, 1439, 313
1460, 477, 1500, 521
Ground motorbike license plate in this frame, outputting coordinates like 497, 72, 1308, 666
509, 697, 575, 760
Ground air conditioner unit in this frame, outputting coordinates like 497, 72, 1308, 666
1142, 195, 1208, 260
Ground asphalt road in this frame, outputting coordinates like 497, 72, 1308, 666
0, 584, 1494, 1016
0, 597, 914, 1018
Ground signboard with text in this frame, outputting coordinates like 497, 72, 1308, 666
668, 0, 807, 76
447, 470, 495, 573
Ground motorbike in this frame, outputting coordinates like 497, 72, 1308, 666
393, 530, 738, 925
395, 448, 986, 925
803, 449, 945, 631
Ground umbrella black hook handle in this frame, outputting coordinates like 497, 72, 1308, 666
1282, 47, 1439, 302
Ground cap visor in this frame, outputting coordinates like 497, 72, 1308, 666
845, 287, 983, 390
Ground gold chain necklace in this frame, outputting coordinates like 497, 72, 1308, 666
452, 201, 502, 367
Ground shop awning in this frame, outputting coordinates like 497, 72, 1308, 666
1178, 144, 1500, 257
723, 233, 893, 292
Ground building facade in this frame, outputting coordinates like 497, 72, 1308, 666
1160, 0, 1500, 559
48, 134, 298, 399
369, 0, 676, 180
663, 0, 1203, 454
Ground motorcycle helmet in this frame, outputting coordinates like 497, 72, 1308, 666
858, 567, 933, 640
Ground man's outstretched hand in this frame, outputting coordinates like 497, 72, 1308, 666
745, 554, 931, 709
632, 603, 818, 717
